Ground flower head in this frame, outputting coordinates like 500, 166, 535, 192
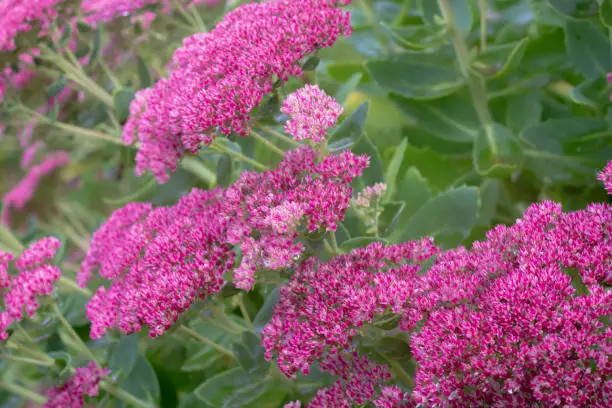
44, 362, 110, 408
281, 84, 343, 143
123, 0, 352, 182
0, 237, 62, 340
598, 160, 612, 195
0, 0, 66, 52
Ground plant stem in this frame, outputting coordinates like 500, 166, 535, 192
181, 156, 217, 185
479, 0, 488, 52
211, 142, 268, 171
258, 125, 299, 147
51, 302, 98, 364
251, 130, 285, 156
330, 232, 340, 254
438, 0, 497, 157
237, 295, 254, 331
0, 353, 55, 367
59, 276, 92, 297
5, 340, 55, 365
99, 380, 154, 408
0, 225, 24, 253
179, 325, 235, 358
0, 381, 47, 404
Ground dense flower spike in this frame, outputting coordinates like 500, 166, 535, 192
1, 151, 70, 227
223, 146, 368, 290
79, 147, 366, 337
123, 0, 352, 182
0, 237, 62, 340
79, 189, 235, 339
404, 201, 612, 407
308, 351, 393, 408
598, 160, 612, 194
43, 362, 110, 408
281, 84, 343, 143
81, 0, 219, 25
0, 0, 66, 52
262, 238, 439, 377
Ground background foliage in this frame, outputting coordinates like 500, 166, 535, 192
1, 0, 610, 407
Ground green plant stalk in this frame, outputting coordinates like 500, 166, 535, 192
211, 142, 268, 171
259, 125, 300, 147
181, 156, 217, 185
330, 232, 340, 254
0, 224, 24, 252
237, 295, 254, 331
479, 0, 488, 52
179, 325, 235, 358
58, 276, 92, 297
251, 130, 285, 156
438, 0, 498, 157
51, 216, 90, 253
51, 302, 99, 364
0, 380, 47, 404
99, 380, 154, 408
1, 353, 55, 367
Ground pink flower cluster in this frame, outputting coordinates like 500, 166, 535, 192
598, 160, 612, 194
406, 201, 611, 407
0, 0, 66, 52
281, 84, 344, 143
81, 0, 219, 26
123, 0, 352, 182
0, 237, 62, 340
224, 146, 368, 290
1, 151, 70, 227
44, 362, 110, 408
354, 182, 387, 208
262, 238, 439, 378
79, 147, 366, 338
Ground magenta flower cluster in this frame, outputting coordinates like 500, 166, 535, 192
281, 84, 344, 143
0, 237, 62, 340
44, 361, 110, 408
122, 0, 352, 182
78, 147, 366, 338
599, 160, 612, 194
0, 0, 66, 52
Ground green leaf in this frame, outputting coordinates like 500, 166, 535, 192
48, 351, 72, 376
253, 287, 280, 333
564, 20, 610, 79
137, 55, 153, 89
302, 56, 320, 71
330, 101, 369, 142
181, 323, 230, 372
352, 132, 384, 186
58, 292, 89, 326
87, 26, 102, 67
374, 336, 412, 360
379, 201, 405, 237
113, 88, 136, 123
367, 52, 463, 100
194, 368, 252, 406
472, 39, 529, 79
223, 378, 286, 408
420, 0, 473, 34
107, 334, 139, 378
549, 0, 599, 19
570, 77, 610, 107
383, 23, 448, 50
46, 75, 67, 98
232, 331, 269, 378
390, 93, 479, 142
477, 179, 502, 226
334, 73, 363, 106
216, 154, 233, 188
384, 138, 408, 199
395, 186, 479, 246
103, 177, 156, 205
505, 91, 542, 134
473, 123, 523, 177
118, 355, 160, 403
601, 0, 612, 28
395, 167, 431, 221
340, 237, 388, 253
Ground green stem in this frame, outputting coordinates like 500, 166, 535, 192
59, 276, 92, 297
52, 302, 98, 364
0, 381, 47, 404
237, 295, 254, 331
211, 142, 268, 171
1, 353, 55, 367
258, 125, 299, 147
0, 225, 24, 252
51, 216, 90, 253
181, 156, 217, 185
438, 0, 497, 157
100, 380, 154, 408
251, 130, 285, 156
5, 340, 54, 365
479, 0, 488, 52
330, 232, 340, 254
179, 325, 235, 358
357, 0, 389, 55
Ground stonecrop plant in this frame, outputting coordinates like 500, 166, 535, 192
0, 0, 610, 407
